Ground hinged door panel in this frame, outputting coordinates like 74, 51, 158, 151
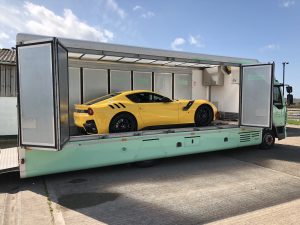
240, 63, 274, 128
17, 38, 69, 150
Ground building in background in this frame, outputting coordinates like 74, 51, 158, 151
0, 48, 17, 136
0, 48, 17, 96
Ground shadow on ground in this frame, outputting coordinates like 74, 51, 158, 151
286, 126, 300, 137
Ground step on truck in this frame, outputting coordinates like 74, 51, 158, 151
0, 33, 291, 178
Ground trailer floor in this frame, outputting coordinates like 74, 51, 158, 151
1, 125, 300, 225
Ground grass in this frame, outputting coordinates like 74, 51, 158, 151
287, 119, 300, 125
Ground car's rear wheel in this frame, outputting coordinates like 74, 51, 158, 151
195, 105, 213, 126
109, 113, 137, 133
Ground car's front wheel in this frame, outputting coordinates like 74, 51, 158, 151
195, 105, 213, 126
109, 113, 137, 133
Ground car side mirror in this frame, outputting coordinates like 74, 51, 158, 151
286, 86, 293, 94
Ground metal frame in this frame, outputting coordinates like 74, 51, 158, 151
17, 40, 58, 149
239, 63, 274, 128
17, 38, 70, 150
55, 40, 70, 149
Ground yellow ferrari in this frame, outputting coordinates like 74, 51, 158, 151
74, 90, 217, 134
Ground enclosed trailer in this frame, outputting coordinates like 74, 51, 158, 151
1, 33, 287, 178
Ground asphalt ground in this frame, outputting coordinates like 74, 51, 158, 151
0, 126, 300, 225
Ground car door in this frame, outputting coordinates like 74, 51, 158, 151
137, 93, 179, 127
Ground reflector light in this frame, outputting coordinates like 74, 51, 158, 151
87, 108, 94, 115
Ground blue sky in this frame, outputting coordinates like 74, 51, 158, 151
0, 0, 299, 97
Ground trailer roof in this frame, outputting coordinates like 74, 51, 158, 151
16, 33, 259, 68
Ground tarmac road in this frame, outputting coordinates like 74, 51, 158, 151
1, 125, 300, 225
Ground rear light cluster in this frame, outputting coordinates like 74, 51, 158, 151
87, 108, 94, 115
75, 108, 94, 115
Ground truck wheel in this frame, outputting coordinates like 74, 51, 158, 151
109, 113, 137, 133
260, 129, 275, 149
195, 105, 213, 126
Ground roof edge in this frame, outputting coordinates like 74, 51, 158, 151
16, 33, 259, 65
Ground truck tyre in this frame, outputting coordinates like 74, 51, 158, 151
195, 105, 213, 126
260, 129, 275, 149
109, 113, 137, 133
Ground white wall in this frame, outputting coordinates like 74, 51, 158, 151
192, 70, 208, 100
210, 67, 240, 113
0, 97, 17, 135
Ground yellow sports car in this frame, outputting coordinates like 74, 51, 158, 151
74, 90, 217, 134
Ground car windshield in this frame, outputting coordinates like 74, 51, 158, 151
85, 92, 121, 105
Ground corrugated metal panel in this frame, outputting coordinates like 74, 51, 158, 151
0, 48, 16, 64
0, 49, 17, 97
0, 66, 5, 96
10, 66, 16, 96
0, 65, 17, 97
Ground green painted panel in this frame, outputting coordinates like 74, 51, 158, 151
22, 127, 262, 178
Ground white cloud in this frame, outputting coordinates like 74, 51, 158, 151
281, 0, 295, 7
171, 37, 186, 51
141, 11, 155, 19
0, 32, 9, 48
106, 0, 126, 19
133, 5, 142, 11
132, 5, 155, 19
0, 2, 114, 43
260, 44, 280, 52
0, 32, 9, 40
188, 35, 205, 48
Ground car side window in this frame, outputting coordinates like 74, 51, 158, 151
140, 93, 152, 103
127, 92, 171, 103
127, 94, 141, 103
151, 93, 171, 102
127, 93, 151, 103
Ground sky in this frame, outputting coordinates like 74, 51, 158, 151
0, 0, 299, 97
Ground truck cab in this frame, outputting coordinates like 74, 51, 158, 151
272, 80, 289, 140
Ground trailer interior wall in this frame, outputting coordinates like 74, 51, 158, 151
191, 67, 240, 114
210, 67, 240, 113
